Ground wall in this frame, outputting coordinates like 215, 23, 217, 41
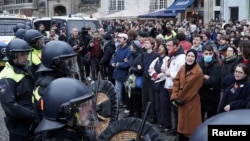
223, 0, 248, 21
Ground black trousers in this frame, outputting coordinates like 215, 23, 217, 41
142, 77, 156, 120
154, 81, 171, 129
170, 92, 178, 130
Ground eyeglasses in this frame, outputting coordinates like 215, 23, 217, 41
234, 70, 244, 74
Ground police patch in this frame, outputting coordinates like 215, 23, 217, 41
0, 84, 7, 94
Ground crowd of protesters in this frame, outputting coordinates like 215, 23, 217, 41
38, 18, 250, 141
100, 18, 250, 140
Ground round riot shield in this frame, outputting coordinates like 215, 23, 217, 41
98, 117, 165, 141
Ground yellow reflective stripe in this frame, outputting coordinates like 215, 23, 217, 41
0, 62, 24, 82
32, 86, 41, 103
28, 48, 41, 65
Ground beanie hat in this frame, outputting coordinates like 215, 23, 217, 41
203, 32, 211, 39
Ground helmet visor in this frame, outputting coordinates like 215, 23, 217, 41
34, 37, 44, 50
56, 55, 79, 77
73, 98, 98, 127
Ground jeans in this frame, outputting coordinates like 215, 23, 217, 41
115, 80, 125, 105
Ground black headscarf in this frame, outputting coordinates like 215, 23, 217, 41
185, 49, 198, 72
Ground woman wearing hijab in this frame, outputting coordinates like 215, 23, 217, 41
170, 49, 204, 141
219, 63, 250, 112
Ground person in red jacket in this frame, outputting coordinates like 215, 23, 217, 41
176, 33, 192, 53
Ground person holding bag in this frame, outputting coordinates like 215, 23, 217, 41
125, 40, 144, 118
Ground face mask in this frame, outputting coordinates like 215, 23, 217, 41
203, 55, 213, 63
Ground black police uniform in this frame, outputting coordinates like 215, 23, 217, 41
34, 78, 96, 141
0, 62, 36, 140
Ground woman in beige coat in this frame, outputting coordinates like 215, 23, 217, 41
171, 49, 204, 141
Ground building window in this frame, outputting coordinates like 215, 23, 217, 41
193, 0, 198, 8
150, 0, 158, 11
159, 0, 167, 9
201, 0, 204, 7
16, 0, 24, 4
109, 0, 116, 11
150, 0, 167, 11
215, 0, 220, 6
82, 0, 100, 4
109, 0, 124, 11
117, 0, 124, 11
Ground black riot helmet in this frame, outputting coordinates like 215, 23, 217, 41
38, 40, 77, 76
13, 23, 26, 33
24, 29, 44, 49
6, 38, 32, 67
35, 78, 98, 133
15, 28, 26, 39
189, 109, 250, 141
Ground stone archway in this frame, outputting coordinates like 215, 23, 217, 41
54, 5, 66, 16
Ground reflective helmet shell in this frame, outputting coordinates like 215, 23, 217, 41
6, 38, 32, 60
41, 40, 76, 69
190, 109, 250, 141
23, 29, 43, 44
43, 78, 94, 121
15, 28, 26, 39
13, 23, 26, 33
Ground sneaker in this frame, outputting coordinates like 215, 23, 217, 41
120, 104, 126, 109
159, 128, 170, 133
87, 77, 92, 81
90, 81, 95, 85
124, 109, 130, 114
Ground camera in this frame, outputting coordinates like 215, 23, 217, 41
81, 27, 91, 35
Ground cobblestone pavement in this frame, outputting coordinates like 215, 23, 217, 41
0, 105, 9, 141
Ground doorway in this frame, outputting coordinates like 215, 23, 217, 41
230, 7, 238, 22
54, 5, 66, 16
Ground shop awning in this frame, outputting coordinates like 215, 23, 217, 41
138, 10, 177, 19
165, 0, 195, 13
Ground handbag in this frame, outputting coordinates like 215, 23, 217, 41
135, 76, 143, 89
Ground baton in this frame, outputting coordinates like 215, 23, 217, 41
136, 101, 151, 141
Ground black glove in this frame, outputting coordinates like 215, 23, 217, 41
175, 99, 183, 106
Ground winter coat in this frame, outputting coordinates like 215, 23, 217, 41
219, 77, 250, 113
198, 58, 222, 103
99, 40, 116, 66
110, 45, 131, 81
171, 63, 204, 137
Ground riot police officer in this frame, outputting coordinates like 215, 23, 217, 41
13, 23, 26, 34
15, 28, 26, 39
23, 29, 44, 77
35, 78, 98, 141
0, 39, 36, 141
33, 41, 79, 117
